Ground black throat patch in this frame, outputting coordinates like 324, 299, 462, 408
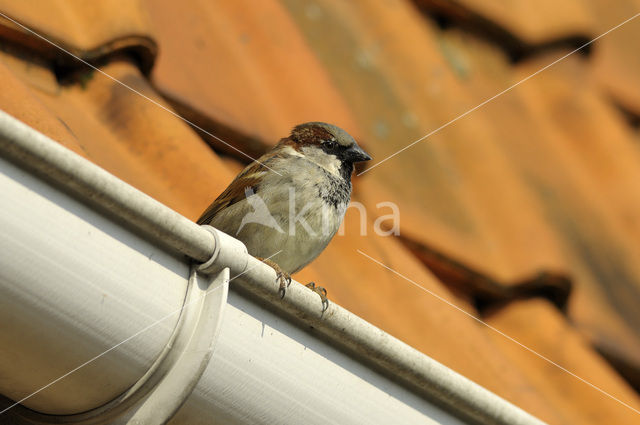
316, 167, 352, 209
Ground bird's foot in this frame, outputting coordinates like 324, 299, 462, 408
257, 257, 291, 298
305, 282, 329, 312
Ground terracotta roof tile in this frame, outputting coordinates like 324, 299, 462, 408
279, 6, 640, 399
588, 0, 640, 115
0, 0, 156, 74
295, 210, 567, 424
422, 24, 640, 391
0, 53, 83, 155
146, 0, 569, 293
0, 49, 233, 219
0, 29, 571, 420
413, 0, 593, 58
282, 0, 498, 277
513, 53, 640, 384
1, 1, 640, 423
145, 0, 359, 157
485, 299, 640, 424
284, 0, 570, 286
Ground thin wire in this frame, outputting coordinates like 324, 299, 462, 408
358, 12, 640, 176
0, 250, 282, 415
0, 12, 282, 176
357, 249, 640, 415
2, 5, 639, 417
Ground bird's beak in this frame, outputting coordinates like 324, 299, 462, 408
345, 144, 372, 163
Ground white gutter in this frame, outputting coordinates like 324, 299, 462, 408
0, 110, 547, 425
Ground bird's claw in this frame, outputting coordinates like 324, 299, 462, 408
256, 257, 291, 299
277, 271, 292, 299
306, 282, 329, 312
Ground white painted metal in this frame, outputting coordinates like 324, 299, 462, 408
0, 156, 187, 414
0, 142, 464, 425
0, 111, 548, 425
125, 267, 229, 424
169, 290, 466, 425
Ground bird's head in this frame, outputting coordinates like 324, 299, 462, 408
285, 122, 371, 179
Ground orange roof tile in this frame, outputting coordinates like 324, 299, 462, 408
413, 0, 593, 57
0, 49, 233, 219
420, 24, 640, 391
145, 0, 359, 157
0, 54, 83, 155
485, 299, 640, 424
296, 210, 568, 423
588, 0, 640, 115
283, 0, 570, 286
0, 31, 569, 421
0, 0, 151, 48
513, 53, 640, 382
1, 1, 639, 423
0, 0, 156, 73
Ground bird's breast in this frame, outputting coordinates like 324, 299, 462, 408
210, 158, 352, 274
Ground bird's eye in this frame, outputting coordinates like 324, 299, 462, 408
323, 140, 337, 150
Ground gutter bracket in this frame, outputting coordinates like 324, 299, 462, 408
197, 225, 248, 276
7, 266, 229, 425
122, 266, 230, 424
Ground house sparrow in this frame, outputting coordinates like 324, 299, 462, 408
197, 122, 371, 309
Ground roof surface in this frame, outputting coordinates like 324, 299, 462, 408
1, 1, 640, 424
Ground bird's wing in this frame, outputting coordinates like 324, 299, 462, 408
197, 160, 268, 225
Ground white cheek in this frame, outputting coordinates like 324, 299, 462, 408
280, 145, 305, 158
325, 158, 342, 176
300, 146, 341, 176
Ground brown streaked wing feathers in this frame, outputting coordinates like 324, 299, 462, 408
196, 161, 266, 225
